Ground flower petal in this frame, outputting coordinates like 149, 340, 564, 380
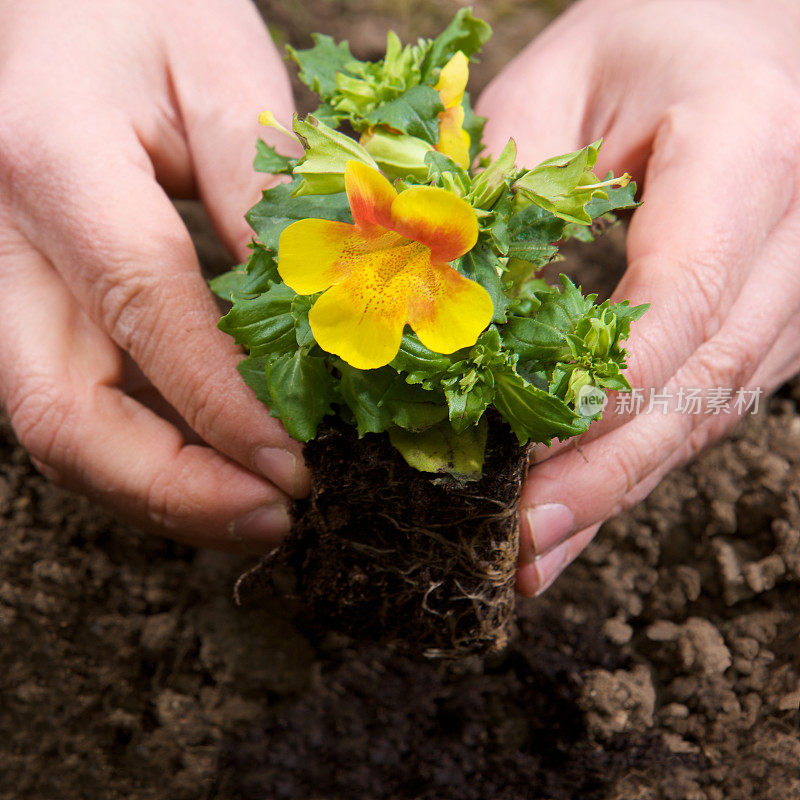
344, 160, 397, 229
435, 51, 469, 109
278, 219, 357, 294
390, 185, 478, 263
309, 270, 408, 369
436, 105, 471, 170
406, 262, 494, 354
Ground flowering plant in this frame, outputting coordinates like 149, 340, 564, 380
212, 9, 646, 480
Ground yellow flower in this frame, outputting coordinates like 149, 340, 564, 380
278, 161, 493, 370
434, 51, 471, 169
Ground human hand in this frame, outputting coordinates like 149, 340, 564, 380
0, 0, 309, 553
476, 0, 800, 595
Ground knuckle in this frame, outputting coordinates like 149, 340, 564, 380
143, 460, 196, 531
175, 369, 228, 439
681, 336, 750, 391
95, 272, 159, 355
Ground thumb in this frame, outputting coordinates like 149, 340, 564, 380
164, 0, 299, 260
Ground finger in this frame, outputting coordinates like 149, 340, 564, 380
519, 203, 800, 559
160, 0, 300, 259
526, 94, 799, 480
9, 135, 310, 497
517, 524, 600, 597
0, 237, 290, 553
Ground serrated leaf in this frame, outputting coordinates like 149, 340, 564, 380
218, 284, 297, 356
388, 417, 488, 481
420, 8, 492, 82
266, 350, 335, 441
365, 84, 444, 144
287, 35, 362, 100
493, 370, 589, 444
246, 177, 352, 251
446, 381, 493, 432
456, 243, 508, 323
254, 139, 294, 174
584, 174, 639, 218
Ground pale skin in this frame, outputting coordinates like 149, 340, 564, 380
2, 0, 800, 585
477, 0, 800, 594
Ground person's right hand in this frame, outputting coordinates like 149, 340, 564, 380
476, 0, 800, 595
0, 0, 309, 553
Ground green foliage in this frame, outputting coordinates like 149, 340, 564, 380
292, 115, 378, 195
213, 10, 646, 477
246, 177, 352, 250
419, 8, 492, 82
265, 350, 336, 442
364, 85, 444, 144
253, 139, 294, 174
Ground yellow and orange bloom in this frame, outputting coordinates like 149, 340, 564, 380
278, 160, 493, 369
434, 51, 471, 169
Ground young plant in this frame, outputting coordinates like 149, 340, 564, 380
219, 10, 646, 657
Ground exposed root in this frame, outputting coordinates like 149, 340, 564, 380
238, 414, 530, 659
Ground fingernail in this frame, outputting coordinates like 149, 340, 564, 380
533, 543, 568, 596
254, 447, 309, 497
520, 503, 574, 564
230, 504, 291, 554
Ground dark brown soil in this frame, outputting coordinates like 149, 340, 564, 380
237, 414, 528, 658
2, 3, 800, 799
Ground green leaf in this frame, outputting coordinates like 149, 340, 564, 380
209, 246, 282, 302
470, 138, 516, 209
209, 267, 247, 302
308, 103, 348, 127
514, 140, 605, 224
445, 381, 493, 433
365, 84, 444, 145
363, 128, 433, 182
237, 355, 273, 407
337, 365, 394, 435
292, 114, 378, 195
508, 201, 566, 238
246, 177, 352, 251
420, 8, 492, 82
266, 350, 335, 441
388, 417, 488, 481
456, 243, 509, 323
584, 174, 639, 218
493, 370, 589, 444
501, 316, 573, 363
461, 92, 486, 163
390, 332, 454, 383
287, 35, 362, 101
240, 246, 282, 293
424, 149, 470, 192
291, 294, 315, 347
254, 138, 294, 174
218, 284, 297, 356
381, 381, 448, 431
